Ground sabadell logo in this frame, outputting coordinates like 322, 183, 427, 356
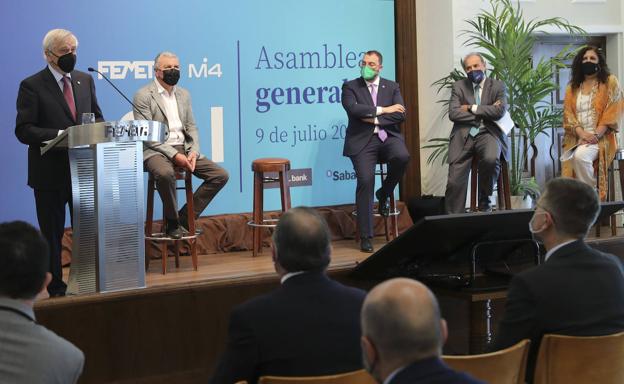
326, 170, 356, 181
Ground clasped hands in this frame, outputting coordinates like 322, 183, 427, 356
173, 151, 197, 172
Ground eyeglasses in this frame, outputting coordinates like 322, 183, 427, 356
534, 203, 555, 225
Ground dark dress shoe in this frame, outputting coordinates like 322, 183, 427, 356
166, 226, 184, 239
49, 291, 66, 298
181, 225, 204, 236
360, 237, 374, 253
376, 189, 390, 217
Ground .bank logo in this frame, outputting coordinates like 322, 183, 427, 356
326, 169, 356, 181
264, 168, 313, 189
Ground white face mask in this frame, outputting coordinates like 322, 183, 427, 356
528, 212, 547, 234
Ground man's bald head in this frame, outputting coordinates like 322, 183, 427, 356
361, 278, 446, 365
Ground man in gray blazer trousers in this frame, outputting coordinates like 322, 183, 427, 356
134, 52, 228, 238
445, 53, 509, 213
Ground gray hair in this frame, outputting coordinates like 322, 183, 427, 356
463, 52, 486, 67
539, 177, 599, 238
42, 29, 78, 59
272, 207, 331, 273
154, 51, 179, 70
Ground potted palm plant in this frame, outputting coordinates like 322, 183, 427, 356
424, 0, 584, 207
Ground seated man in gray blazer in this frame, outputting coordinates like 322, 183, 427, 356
0, 221, 84, 383
134, 52, 228, 238
445, 52, 509, 213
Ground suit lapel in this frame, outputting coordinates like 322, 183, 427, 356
377, 78, 388, 106
71, 73, 85, 120
174, 88, 185, 125
43, 68, 75, 123
149, 83, 168, 124
357, 77, 375, 106
481, 78, 492, 105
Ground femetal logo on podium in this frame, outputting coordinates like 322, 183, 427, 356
105, 122, 151, 138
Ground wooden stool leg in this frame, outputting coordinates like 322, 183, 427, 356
184, 170, 198, 270
279, 167, 291, 212
161, 241, 168, 275
470, 156, 478, 212
502, 161, 511, 210
253, 172, 264, 257
390, 194, 399, 239
174, 241, 180, 268
145, 177, 155, 271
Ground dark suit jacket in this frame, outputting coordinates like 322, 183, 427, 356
210, 272, 366, 384
448, 77, 510, 162
388, 358, 485, 384
341, 77, 405, 157
494, 240, 624, 380
15, 67, 103, 190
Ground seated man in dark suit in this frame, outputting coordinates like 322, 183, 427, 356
0, 221, 84, 383
494, 177, 624, 380
361, 278, 484, 384
210, 207, 366, 384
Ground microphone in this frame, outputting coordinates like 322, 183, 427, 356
87, 67, 149, 120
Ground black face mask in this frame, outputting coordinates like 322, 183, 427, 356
581, 62, 599, 76
162, 69, 180, 86
50, 52, 76, 73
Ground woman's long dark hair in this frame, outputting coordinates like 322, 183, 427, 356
570, 46, 610, 90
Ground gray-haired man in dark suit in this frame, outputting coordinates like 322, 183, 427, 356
445, 52, 509, 213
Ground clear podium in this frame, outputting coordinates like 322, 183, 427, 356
41, 120, 167, 295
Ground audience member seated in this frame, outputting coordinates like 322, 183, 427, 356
493, 177, 624, 381
210, 207, 366, 384
0, 221, 84, 383
361, 278, 484, 384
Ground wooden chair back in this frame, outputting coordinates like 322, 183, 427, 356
443, 339, 530, 384
258, 369, 376, 384
533, 332, 624, 384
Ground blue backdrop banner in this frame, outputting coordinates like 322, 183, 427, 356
0, 0, 396, 225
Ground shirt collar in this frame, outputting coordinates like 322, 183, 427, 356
154, 78, 175, 96
473, 77, 486, 89
48, 63, 70, 83
0, 297, 35, 321
280, 271, 307, 284
383, 365, 407, 384
545, 239, 577, 261
365, 76, 381, 88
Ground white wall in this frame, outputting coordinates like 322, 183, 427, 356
416, 0, 624, 196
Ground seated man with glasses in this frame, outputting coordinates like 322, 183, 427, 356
493, 177, 624, 380
341, 50, 409, 253
133, 51, 229, 239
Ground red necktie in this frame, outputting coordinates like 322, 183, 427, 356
62, 76, 77, 121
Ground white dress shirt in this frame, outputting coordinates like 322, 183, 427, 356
155, 79, 185, 146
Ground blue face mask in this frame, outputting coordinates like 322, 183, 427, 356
467, 69, 485, 84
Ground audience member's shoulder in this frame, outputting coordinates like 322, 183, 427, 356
35, 323, 83, 358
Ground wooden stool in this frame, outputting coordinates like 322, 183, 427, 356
249, 158, 291, 257
145, 168, 198, 274
470, 155, 511, 212
353, 162, 400, 242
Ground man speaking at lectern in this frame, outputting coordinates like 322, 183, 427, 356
15, 29, 104, 297
134, 52, 228, 239
341, 50, 409, 253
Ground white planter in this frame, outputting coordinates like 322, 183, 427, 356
510, 195, 533, 209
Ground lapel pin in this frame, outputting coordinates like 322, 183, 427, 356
77, 80, 81, 85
